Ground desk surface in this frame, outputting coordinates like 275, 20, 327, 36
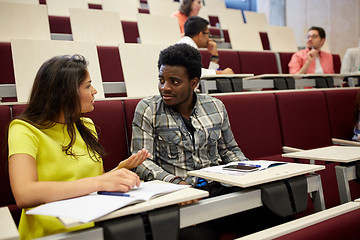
188, 162, 324, 188
60, 181, 208, 228
282, 146, 360, 163
200, 74, 254, 79
243, 74, 304, 80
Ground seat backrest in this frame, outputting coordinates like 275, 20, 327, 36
243, 10, 268, 27
102, 0, 138, 21
118, 43, 166, 98
259, 32, 270, 50
0, 2, 50, 42
48, 16, 72, 34
275, 91, 332, 149
227, 24, 263, 51
199, 49, 241, 74
70, 8, 124, 46
122, 98, 141, 149
85, 100, 129, 172
147, 0, 179, 17
0, 105, 14, 207
238, 51, 279, 75
137, 14, 181, 45
11, 39, 104, 102
46, 0, 88, 17
332, 54, 341, 74
214, 93, 284, 159
278, 52, 295, 74
121, 21, 140, 43
323, 88, 359, 140
218, 8, 244, 29
266, 25, 298, 52
0, 42, 15, 84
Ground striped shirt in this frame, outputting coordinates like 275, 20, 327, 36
131, 94, 248, 185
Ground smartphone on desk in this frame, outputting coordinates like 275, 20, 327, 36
223, 164, 260, 172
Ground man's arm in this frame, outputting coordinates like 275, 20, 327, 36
131, 100, 183, 183
289, 49, 318, 74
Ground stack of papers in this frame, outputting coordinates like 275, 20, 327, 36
26, 181, 189, 223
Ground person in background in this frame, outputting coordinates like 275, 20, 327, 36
7, 54, 150, 239
171, 0, 202, 35
178, 16, 234, 77
341, 47, 360, 74
289, 26, 334, 74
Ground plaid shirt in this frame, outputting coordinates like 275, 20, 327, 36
131, 94, 248, 185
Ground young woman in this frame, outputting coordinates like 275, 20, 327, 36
171, 0, 202, 34
8, 55, 150, 239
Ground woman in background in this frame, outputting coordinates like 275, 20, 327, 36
8, 54, 150, 239
171, 0, 202, 34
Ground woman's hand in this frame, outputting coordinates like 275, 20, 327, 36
114, 149, 151, 170
97, 168, 141, 192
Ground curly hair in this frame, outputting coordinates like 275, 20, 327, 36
158, 43, 202, 80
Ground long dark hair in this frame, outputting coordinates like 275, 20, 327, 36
15, 54, 105, 161
179, 0, 193, 17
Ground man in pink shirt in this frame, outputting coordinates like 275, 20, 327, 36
288, 26, 334, 74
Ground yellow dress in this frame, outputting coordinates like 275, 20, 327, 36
8, 118, 103, 240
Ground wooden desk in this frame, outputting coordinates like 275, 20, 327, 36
0, 207, 19, 240
185, 162, 326, 224
283, 146, 360, 203
188, 162, 324, 188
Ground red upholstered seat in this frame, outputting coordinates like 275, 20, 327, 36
275, 91, 332, 149
275, 91, 340, 208
278, 52, 295, 74
209, 28, 230, 43
88, 3, 102, 10
275, 208, 360, 240
121, 21, 140, 43
48, 16, 72, 34
0, 105, 14, 207
85, 100, 129, 172
332, 54, 341, 74
122, 98, 141, 148
259, 32, 270, 50
0, 42, 16, 102
214, 93, 290, 161
324, 88, 358, 140
97, 46, 126, 98
237, 51, 279, 75
199, 49, 241, 73
209, 16, 219, 27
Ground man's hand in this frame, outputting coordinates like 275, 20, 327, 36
207, 39, 218, 56
216, 67, 234, 75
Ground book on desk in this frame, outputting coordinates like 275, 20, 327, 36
26, 181, 190, 223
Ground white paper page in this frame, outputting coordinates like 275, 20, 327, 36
129, 182, 190, 201
26, 193, 139, 223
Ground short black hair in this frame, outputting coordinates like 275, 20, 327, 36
184, 16, 209, 38
308, 26, 326, 39
158, 43, 202, 80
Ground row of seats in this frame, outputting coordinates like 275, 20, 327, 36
1, 87, 359, 226
0, 41, 342, 102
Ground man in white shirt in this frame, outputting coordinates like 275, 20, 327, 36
177, 16, 234, 77
341, 47, 360, 74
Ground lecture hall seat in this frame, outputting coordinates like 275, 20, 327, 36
238, 51, 279, 75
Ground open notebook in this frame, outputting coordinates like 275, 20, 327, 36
200, 160, 287, 176
26, 181, 189, 223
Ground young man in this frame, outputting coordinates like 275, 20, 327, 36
178, 16, 234, 77
288, 26, 334, 74
131, 43, 247, 190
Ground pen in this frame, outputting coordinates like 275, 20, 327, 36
237, 162, 261, 168
97, 191, 131, 197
